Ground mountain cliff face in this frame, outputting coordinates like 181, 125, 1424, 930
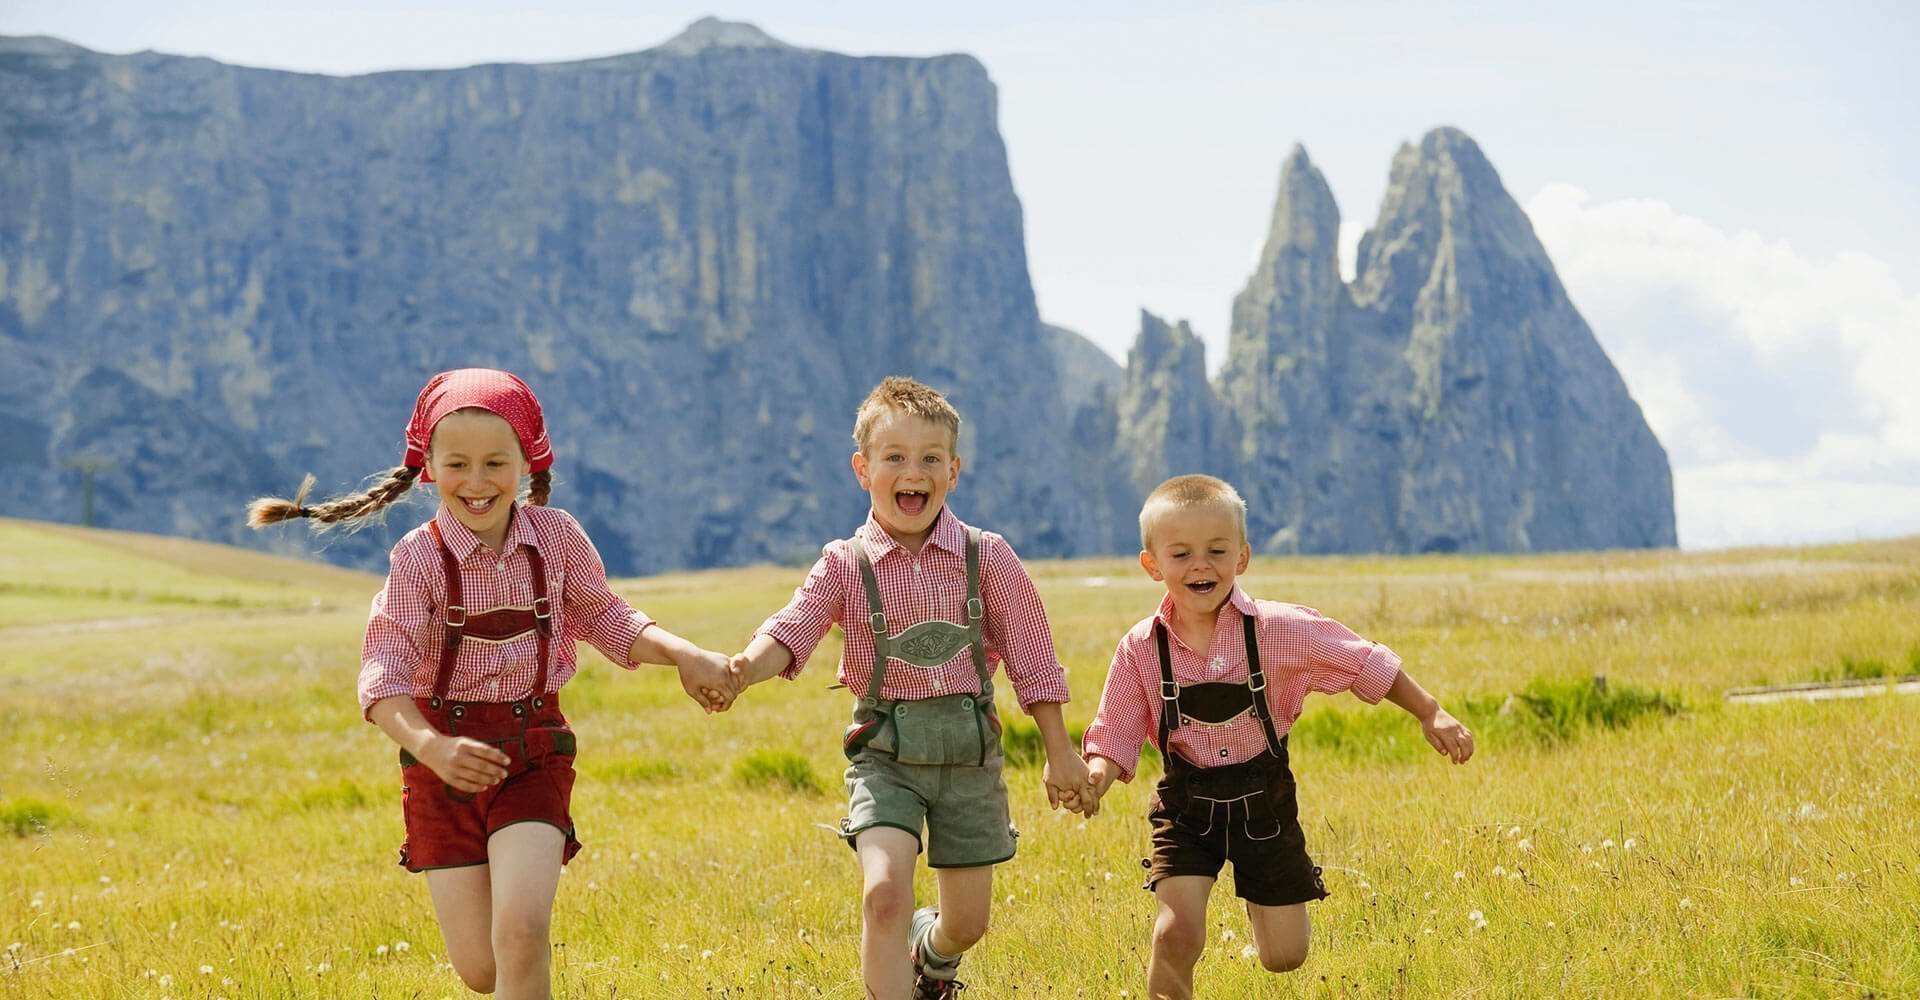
0, 25, 1672, 570
0, 22, 1094, 571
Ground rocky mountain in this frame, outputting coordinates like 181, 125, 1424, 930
1122, 129, 1675, 554
0, 24, 1672, 571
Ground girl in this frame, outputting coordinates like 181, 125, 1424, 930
250, 368, 734, 997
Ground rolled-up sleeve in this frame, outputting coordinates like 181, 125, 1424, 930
758, 545, 847, 680
980, 534, 1070, 710
556, 513, 652, 668
1080, 636, 1150, 783
1301, 609, 1402, 704
358, 549, 432, 717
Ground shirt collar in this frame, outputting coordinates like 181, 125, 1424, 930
432, 503, 538, 562
858, 505, 964, 561
1154, 584, 1258, 630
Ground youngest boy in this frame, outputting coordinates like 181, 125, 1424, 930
1081, 475, 1473, 1000
729, 376, 1090, 999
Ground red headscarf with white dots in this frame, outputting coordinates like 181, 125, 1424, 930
402, 368, 553, 483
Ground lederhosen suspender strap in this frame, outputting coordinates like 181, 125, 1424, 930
1153, 612, 1284, 758
851, 526, 989, 706
425, 519, 554, 707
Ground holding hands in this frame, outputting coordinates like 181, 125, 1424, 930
673, 647, 741, 714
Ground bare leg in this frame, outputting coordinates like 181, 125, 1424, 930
928, 864, 993, 959
487, 822, 565, 1000
426, 864, 497, 993
854, 827, 921, 1000
1145, 875, 1212, 1000
1244, 900, 1310, 973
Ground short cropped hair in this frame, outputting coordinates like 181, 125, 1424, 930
852, 376, 962, 454
1139, 474, 1248, 550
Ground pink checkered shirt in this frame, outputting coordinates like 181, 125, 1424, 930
1081, 586, 1401, 782
757, 507, 1071, 709
358, 504, 653, 714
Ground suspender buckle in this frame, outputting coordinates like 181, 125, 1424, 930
1160, 680, 1181, 702
869, 612, 888, 635
445, 605, 467, 628
1248, 671, 1267, 693
965, 597, 983, 622
531, 597, 552, 621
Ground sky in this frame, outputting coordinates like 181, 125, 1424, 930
3, 0, 1915, 551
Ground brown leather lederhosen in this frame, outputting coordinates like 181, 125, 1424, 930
395, 518, 580, 871
1142, 613, 1328, 906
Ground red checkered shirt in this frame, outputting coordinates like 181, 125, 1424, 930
1081, 586, 1401, 782
358, 504, 653, 714
757, 507, 1071, 709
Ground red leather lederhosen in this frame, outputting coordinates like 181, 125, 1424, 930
397, 520, 581, 871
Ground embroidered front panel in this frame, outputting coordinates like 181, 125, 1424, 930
888, 619, 975, 667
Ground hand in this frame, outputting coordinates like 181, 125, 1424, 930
726, 652, 755, 696
1084, 756, 1121, 816
675, 648, 737, 714
1423, 708, 1474, 764
419, 733, 511, 794
1044, 751, 1093, 815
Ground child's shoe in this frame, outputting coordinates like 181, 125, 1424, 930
909, 906, 966, 997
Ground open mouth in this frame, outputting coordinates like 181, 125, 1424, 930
896, 490, 929, 517
460, 496, 498, 516
1186, 581, 1217, 596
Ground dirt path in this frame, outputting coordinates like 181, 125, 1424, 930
0, 604, 351, 641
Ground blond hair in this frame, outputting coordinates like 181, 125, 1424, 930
852, 376, 961, 454
1139, 474, 1247, 550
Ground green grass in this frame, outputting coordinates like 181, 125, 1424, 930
2, 520, 1918, 996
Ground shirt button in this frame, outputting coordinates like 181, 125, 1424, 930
1220, 748, 1230, 758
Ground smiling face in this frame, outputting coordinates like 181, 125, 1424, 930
851, 408, 961, 554
1140, 504, 1252, 621
427, 408, 528, 551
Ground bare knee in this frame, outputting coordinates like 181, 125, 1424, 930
492, 906, 552, 967
1258, 939, 1309, 973
1151, 912, 1206, 968
862, 873, 914, 930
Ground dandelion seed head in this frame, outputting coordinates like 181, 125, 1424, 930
1517, 839, 1533, 852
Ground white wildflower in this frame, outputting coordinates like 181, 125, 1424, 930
1517, 838, 1533, 853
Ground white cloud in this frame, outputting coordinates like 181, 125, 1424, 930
1525, 183, 1920, 549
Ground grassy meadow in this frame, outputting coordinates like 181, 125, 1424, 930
2, 515, 1917, 997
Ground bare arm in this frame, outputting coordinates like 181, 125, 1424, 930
1383, 669, 1474, 764
728, 633, 797, 691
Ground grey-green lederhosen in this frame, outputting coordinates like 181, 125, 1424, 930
838, 527, 1017, 868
